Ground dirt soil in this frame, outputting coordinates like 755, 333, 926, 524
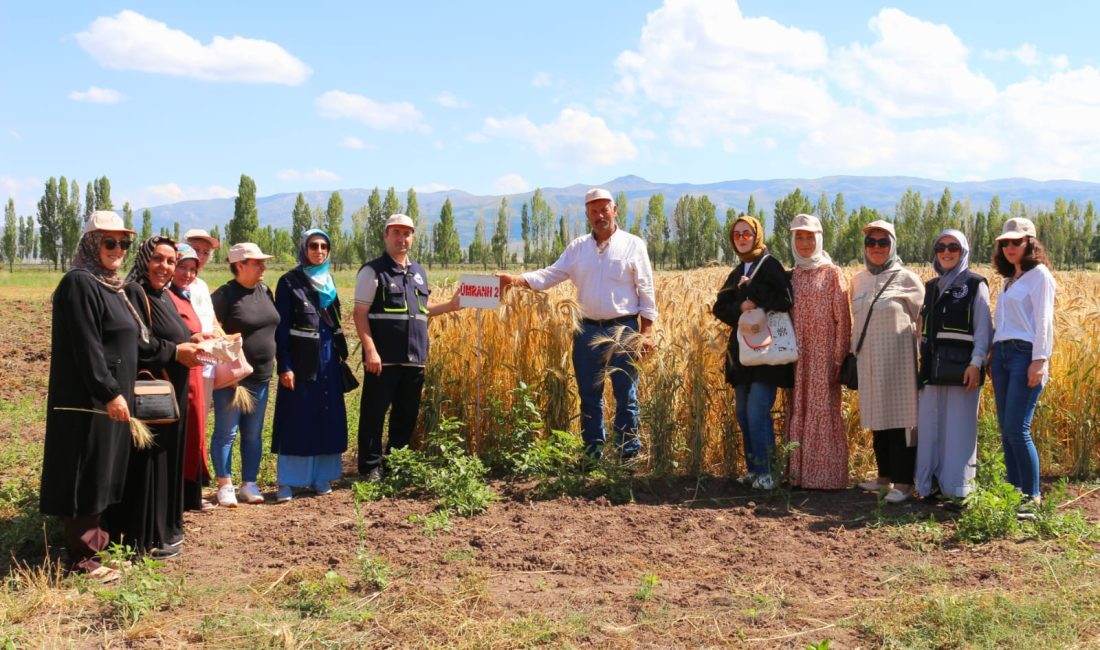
5, 292, 1100, 648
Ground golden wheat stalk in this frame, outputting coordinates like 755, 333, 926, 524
52, 407, 155, 449
229, 385, 257, 413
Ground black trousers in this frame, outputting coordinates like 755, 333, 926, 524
872, 428, 916, 484
357, 365, 425, 472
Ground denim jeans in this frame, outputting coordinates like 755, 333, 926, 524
990, 340, 1043, 498
734, 382, 778, 476
211, 377, 270, 483
573, 318, 641, 458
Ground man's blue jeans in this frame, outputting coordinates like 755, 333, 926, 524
573, 318, 641, 458
211, 377, 270, 483
990, 340, 1043, 498
734, 382, 778, 476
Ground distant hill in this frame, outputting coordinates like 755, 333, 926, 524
140, 175, 1100, 245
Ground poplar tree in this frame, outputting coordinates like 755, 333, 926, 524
491, 197, 510, 269
3, 198, 17, 271
141, 209, 153, 241
84, 182, 96, 220
772, 189, 812, 264
406, 188, 425, 261
59, 177, 83, 268
434, 198, 460, 267
469, 214, 488, 269
325, 191, 344, 267
350, 205, 369, 264
644, 193, 667, 269
122, 202, 134, 231
366, 187, 384, 259
94, 176, 113, 210
37, 177, 61, 269
383, 187, 402, 219
291, 193, 311, 247
520, 202, 530, 268
721, 208, 738, 263
228, 174, 259, 244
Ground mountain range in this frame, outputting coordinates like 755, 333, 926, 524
140, 175, 1100, 244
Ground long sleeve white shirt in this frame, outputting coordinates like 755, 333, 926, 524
523, 228, 658, 322
993, 264, 1056, 362
188, 275, 217, 379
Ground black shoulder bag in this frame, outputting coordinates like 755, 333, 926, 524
132, 286, 180, 424
838, 272, 897, 390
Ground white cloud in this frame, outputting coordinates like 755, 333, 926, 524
832, 9, 996, 118
68, 86, 126, 104
433, 91, 469, 109
316, 90, 428, 132
482, 108, 637, 167
8, 130, 20, 140
530, 71, 553, 88
339, 136, 365, 150
0, 176, 41, 214
984, 43, 1070, 72
615, 0, 833, 145
276, 168, 341, 182
464, 132, 488, 143
492, 174, 530, 195
631, 127, 657, 141
413, 182, 454, 193
130, 183, 236, 207
74, 10, 311, 85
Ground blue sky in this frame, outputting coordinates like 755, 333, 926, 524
3, 1, 1100, 215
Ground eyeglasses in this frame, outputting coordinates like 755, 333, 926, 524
933, 243, 962, 253
308, 242, 330, 251
864, 236, 892, 249
731, 231, 755, 241
1000, 238, 1025, 248
101, 237, 132, 251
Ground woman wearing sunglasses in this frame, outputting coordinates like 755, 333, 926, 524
850, 220, 924, 503
40, 212, 142, 581
713, 214, 795, 491
915, 230, 992, 509
990, 217, 1055, 518
271, 230, 349, 502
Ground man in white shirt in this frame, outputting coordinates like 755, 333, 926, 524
184, 229, 221, 413
498, 188, 657, 461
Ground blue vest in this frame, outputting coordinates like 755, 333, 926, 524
364, 253, 430, 365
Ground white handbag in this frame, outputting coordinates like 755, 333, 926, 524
735, 254, 799, 367
738, 308, 799, 366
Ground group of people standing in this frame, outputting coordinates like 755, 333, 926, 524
40, 209, 461, 581
39, 188, 1056, 582
715, 211, 1056, 516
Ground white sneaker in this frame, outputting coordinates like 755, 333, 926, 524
239, 482, 264, 504
884, 487, 913, 503
752, 474, 777, 491
216, 484, 238, 507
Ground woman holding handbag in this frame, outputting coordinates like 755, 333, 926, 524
210, 243, 280, 506
851, 221, 924, 503
916, 230, 992, 506
271, 230, 349, 502
106, 237, 205, 558
785, 214, 852, 490
990, 217, 1056, 518
713, 215, 795, 491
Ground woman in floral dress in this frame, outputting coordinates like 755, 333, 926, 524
785, 214, 852, 489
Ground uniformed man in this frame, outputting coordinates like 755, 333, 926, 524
353, 214, 461, 480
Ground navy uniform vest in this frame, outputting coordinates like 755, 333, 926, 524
919, 271, 987, 384
364, 253, 430, 365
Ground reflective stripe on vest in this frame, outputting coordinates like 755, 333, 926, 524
368, 313, 428, 322
936, 331, 975, 342
289, 328, 320, 339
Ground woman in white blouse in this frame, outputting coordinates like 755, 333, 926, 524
989, 217, 1056, 517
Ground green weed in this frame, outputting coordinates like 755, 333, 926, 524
285, 570, 348, 618
93, 544, 183, 627
353, 552, 390, 592
634, 572, 659, 601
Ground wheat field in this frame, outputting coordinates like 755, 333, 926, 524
420, 265, 1100, 480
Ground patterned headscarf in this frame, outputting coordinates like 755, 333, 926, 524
298, 229, 337, 309
71, 230, 127, 291
170, 243, 200, 301
126, 236, 176, 289
732, 215, 767, 263
932, 229, 970, 292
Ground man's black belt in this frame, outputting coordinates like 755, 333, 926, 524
581, 314, 638, 327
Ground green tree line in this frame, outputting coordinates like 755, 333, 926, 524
7, 175, 1100, 271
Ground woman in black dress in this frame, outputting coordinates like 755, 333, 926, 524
40, 211, 141, 581
104, 237, 204, 559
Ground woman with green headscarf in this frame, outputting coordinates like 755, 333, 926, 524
713, 215, 795, 491
271, 229, 349, 502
